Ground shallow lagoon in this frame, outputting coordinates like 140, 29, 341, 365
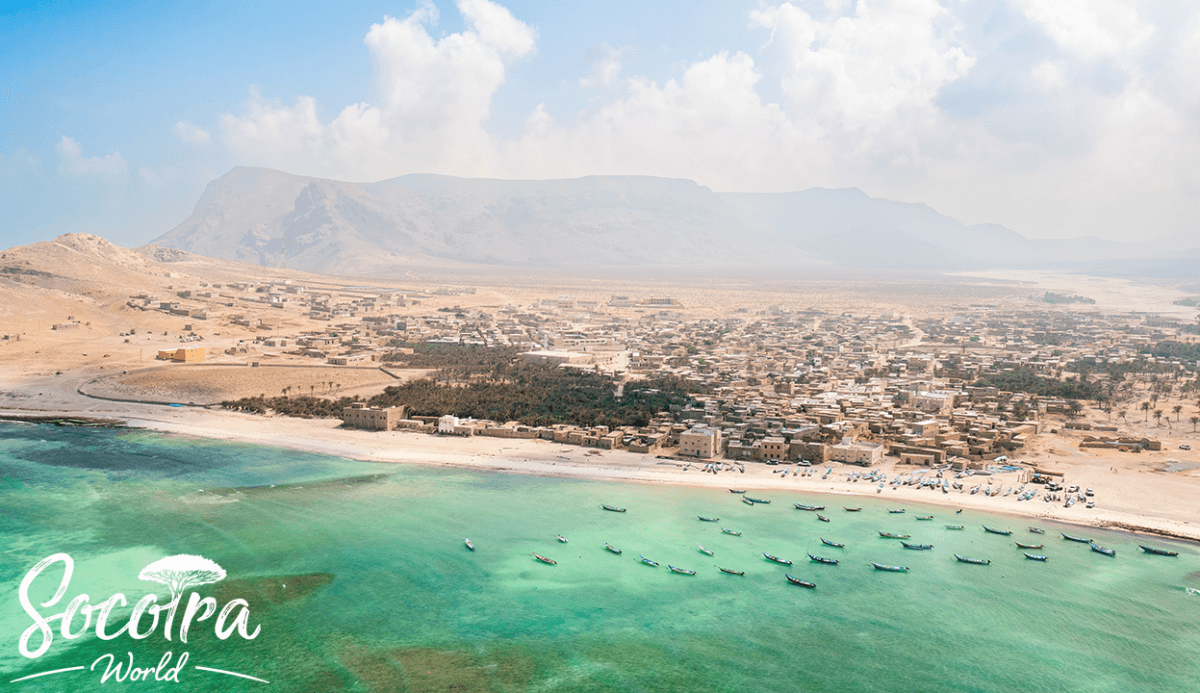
2, 423, 1198, 691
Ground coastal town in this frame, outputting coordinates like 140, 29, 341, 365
90, 274, 1200, 479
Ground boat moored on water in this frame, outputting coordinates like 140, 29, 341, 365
916, 515, 933, 521
605, 543, 622, 554
888, 509, 906, 514
821, 538, 845, 548
871, 562, 909, 572
721, 527, 742, 536
699, 545, 714, 556
878, 531, 911, 539
669, 565, 697, 575
719, 567, 745, 575
465, 539, 475, 551
808, 553, 839, 565
983, 526, 1013, 536
817, 514, 830, 522
1139, 545, 1179, 556
1024, 553, 1048, 561
602, 505, 627, 513
1029, 527, 1046, 534
698, 516, 720, 522
786, 575, 817, 588
557, 534, 568, 543
640, 555, 660, 567
794, 503, 825, 511
844, 507, 862, 512
955, 554, 990, 565
764, 552, 793, 565
944, 525, 964, 530
1062, 533, 1092, 543
729, 489, 746, 494
1089, 542, 1116, 557
533, 553, 557, 565
746, 497, 771, 504
743, 497, 754, 505
1015, 542, 1043, 549
901, 542, 933, 550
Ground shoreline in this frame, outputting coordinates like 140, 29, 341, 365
2, 401, 1198, 546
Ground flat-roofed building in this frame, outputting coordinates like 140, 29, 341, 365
340, 404, 405, 431
156, 347, 205, 362
830, 436, 884, 466
679, 426, 722, 458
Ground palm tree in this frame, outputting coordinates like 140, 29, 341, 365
1153, 409, 1163, 427
1191, 415, 1199, 432
1172, 404, 1183, 422
1140, 401, 1151, 421
1117, 409, 1127, 423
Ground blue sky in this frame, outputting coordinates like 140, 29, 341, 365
3, 0, 1198, 249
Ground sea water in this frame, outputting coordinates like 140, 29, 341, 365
1, 422, 1197, 692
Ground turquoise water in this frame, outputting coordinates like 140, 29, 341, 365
1, 422, 1198, 692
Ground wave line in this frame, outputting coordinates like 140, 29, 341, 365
9, 666, 86, 683
194, 666, 269, 684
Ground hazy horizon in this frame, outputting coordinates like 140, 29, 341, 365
5, 0, 1199, 251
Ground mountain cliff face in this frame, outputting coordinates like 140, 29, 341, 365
150, 167, 1147, 275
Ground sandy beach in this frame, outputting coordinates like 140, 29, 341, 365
3, 364, 1198, 545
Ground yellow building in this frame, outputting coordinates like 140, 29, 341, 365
156, 347, 205, 362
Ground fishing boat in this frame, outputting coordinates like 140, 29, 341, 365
954, 554, 990, 565
1029, 527, 1046, 534
844, 507, 862, 512
1089, 542, 1116, 557
746, 497, 771, 504
743, 497, 754, 506
901, 542, 933, 550
718, 567, 745, 575
605, 543, 622, 555
763, 552, 793, 565
817, 514, 830, 523
669, 565, 697, 575
808, 553, 839, 565
878, 531, 911, 539
871, 563, 909, 572
888, 509, 906, 514
820, 538, 845, 548
944, 525, 964, 530
699, 545, 714, 556
601, 505, 627, 513
794, 503, 824, 511
721, 527, 742, 536
1015, 542, 1043, 549
698, 516, 720, 522
1062, 533, 1092, 543
915, 515, 934, 521
639, 555, 660, 567
1187, 587, 1200, 596
465, 539, 475, 551
786, 575, 817, 588
1024, 553, 1048, 561
983, 526, 1013, 536
533, 553, 557, 565
729, 489, 746, 494
1139, 545, 1179, 556
557, 534, 568, 543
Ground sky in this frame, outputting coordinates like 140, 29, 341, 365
2, 0, 1198, 250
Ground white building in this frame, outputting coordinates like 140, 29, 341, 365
438, 415, 460, 434
830, 436, 884, 466
678, 426, 723, 458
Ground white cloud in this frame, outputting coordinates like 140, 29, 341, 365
1013, 0, 1152, 58
174, 121, 211, 144
220, 0, 536, 180
580, 44, 626, 89
56, 136, 128, 178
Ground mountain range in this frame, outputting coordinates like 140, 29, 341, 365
149, 167, 1172, 276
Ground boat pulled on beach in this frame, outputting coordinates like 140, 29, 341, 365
764, 552, 793, 565
786, 575, 817, 588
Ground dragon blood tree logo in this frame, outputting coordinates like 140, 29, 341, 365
12, 553, 266, 685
